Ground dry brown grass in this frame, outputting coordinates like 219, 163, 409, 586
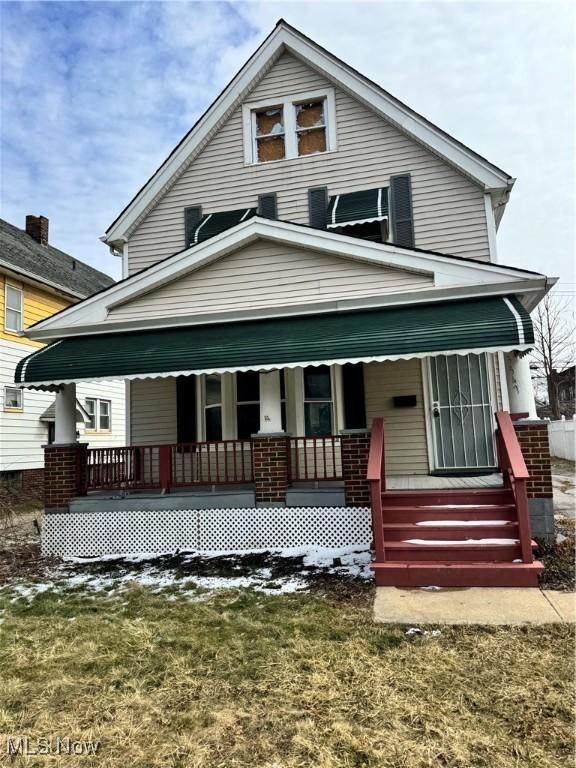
0, 583, 573, 768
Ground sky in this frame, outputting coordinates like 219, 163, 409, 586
0, 1, 574, 298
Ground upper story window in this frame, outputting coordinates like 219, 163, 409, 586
5, 284, 23, 332
327, 187, 389, 244
244, 89, 336, 165
254, 107, 285, 163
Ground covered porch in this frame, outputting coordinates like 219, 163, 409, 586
16, 294, 539, 506
16, 293, 554, 564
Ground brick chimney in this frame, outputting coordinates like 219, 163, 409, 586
25, 215, 49, 245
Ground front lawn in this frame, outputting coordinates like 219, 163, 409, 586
0, 581, 573, 768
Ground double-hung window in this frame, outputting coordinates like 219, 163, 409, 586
5, 285, 23, 332
204, 375, 223, 441
254, 107, 286, 163
84, 398, 112, 432
295, 100, 327, 156
303, 365, 333, 437
244, 89, 336, 164
85, 398, 96, 430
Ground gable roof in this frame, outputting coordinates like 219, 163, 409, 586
0, 218, 114, 299
27, 216, 551, 341
103, 19, 514, 246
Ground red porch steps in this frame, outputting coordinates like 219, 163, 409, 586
372, 487, 544, 587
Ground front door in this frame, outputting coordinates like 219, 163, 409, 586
429, 354, 496, 471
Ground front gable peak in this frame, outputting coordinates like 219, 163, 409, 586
104, 20, 513, 246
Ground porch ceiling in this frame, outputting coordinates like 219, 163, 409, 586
16, 296, 533, 389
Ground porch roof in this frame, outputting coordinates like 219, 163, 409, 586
16, 296, 533, 389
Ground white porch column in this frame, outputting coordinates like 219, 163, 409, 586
54, 383, 78, 443
258, 370, 283, 433
505, 352, 537, 419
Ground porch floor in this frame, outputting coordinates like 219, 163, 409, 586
386, 473, 503, 490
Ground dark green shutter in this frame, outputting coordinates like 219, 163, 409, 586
258, 193, 278, 219
184, 206, 202, 248
342, 363, 366, 429
176, 375, 196, 443
390, 174, 414, 248
308, 187, 328, 229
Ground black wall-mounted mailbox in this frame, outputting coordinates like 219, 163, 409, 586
393, 395, 417, 408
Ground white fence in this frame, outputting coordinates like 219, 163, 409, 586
548, 418, 576, 461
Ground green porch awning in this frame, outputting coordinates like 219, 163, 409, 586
327, 187, 389, 229
16, 296, 533, 388
190, 208, 256, 245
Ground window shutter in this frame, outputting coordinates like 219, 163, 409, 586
184, 206, 202, 248
176, 376, 197, 443
390, 174, 415, 248
308, 187, 328, 229
342, 363, 366, 430
257, 193, 278, 220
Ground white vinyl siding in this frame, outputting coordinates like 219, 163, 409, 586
0, 337, 126, 471
111, 240, 433, 321
364, 359, 429, 475
127, 52, 490, 274
130, 377, 177, 445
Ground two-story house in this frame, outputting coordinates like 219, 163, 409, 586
15, 22, 555, 586
0, 216, 126, 496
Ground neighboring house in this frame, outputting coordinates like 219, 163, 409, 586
16, 22, 556, 586
0, 215, 126, 496
555, 365, 575, 418
536, 366, 576, 419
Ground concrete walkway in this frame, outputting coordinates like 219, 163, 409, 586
374, 587, 575, 625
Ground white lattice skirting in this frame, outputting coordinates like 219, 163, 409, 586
42, 507, 372, 558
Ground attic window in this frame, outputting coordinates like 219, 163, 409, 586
244, 89, 336, 164
254, 108, 285, 162
295, 101, 326, 156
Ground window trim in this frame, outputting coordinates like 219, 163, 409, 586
3, 386, 23, 411
5, 283, 23, 333
242, 88, 337, 165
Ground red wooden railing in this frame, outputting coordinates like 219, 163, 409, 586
367, 418, 386, 561
495, 411, 533, 563
288, 436, 342, 482
171, 440, 253, 487
86, 439, 253, 492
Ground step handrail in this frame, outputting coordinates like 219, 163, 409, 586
367, 418, 386, 560
494, 411, 532, 563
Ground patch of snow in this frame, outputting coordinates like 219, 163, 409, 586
405, 626, 442, 638
404, 538, 519, 546
420, 585, 441, 591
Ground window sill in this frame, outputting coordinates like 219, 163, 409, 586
84, 430, 112, 435
244, 148, 338, 169
3, 328, 23, 336
3, 407, 23, 413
